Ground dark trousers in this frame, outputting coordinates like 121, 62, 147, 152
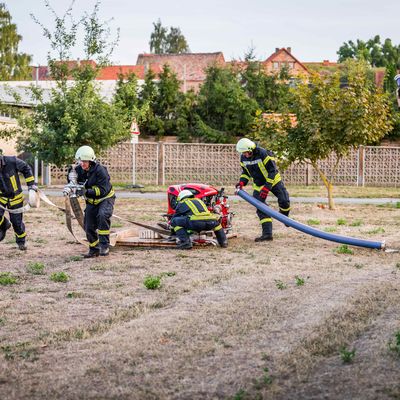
84, 198, 115, 250
171, 216, 219, 243
0, 200, 26, 244
253, 181, 290, 235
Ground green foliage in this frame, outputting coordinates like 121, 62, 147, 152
252, 60, 393, 209
324, 226, 337, 233
197, 65, 258, 140
66, 291, 83, 298
340, 346, 356, 363
366, 227, 385, 234
149, 19, 190, 54
335, 244, 353, 255
274, 279, 287, 290
26, 262, 45, 275
295, 275, 305, 286
0, 3, 32, 80
50, 272, 69, 283
388, 331, 400, 356
349, 219, 363, 227
336, 218, 347, 226
0, 272, 18, 285
337, 36, 400, 68
143, 275, 161, 290
14, 1, 125, 166
307, 218, 320, 226
68, 255, 83, 262
238, 49, 293, 112
354, 263, 364, 269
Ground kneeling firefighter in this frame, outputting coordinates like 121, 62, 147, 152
0, 152, 38, 250
170, 189, 228, 250
66, 146, 115, 257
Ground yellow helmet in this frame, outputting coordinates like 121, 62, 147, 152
236, 138, 256, 153
75, 145, 96, 161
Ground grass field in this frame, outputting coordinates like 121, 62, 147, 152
0, 197, 399, 399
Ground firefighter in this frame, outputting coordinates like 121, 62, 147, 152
170, 189, 228, 250
235, 138, 290, 241
0, 153, 37, 250
395, 74, 400, 108
66, 145, 115, 258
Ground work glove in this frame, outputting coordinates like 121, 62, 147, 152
75, 187, 86, 197
28, 184, 38, 192
63, 186, 72, 196
259, 186, 270, 200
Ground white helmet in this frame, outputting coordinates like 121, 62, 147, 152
177, 189, 194, 201
236, 138, 256, 153
75, 145, 96, 161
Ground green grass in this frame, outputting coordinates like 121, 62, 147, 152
336, 218, 347, 226
340, 347, 356, 363
323, 226, 337, 233
365, 227, 385, 234
26, 262, 45, 275
349, 219, 363, 227
388, 331, 400, 356
50, 272, 69, 283
143, 275, 161, 290
335, 244, 354, 255
307, 218, 320, 226
295, 276, 305, 286
0, 272, 18, 285
275, 279, 287, 290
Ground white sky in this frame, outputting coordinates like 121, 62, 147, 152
5, 0, 400, 66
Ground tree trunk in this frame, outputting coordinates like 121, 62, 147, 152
311, 162, 335, 210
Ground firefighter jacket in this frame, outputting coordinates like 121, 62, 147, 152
74, 162, 115, 205
239, 146, 281, 191
0, 156, 35, 206
174, 198, 219, 221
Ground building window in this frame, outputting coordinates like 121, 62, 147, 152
288, 62, 295, 69
273, 62, 279, 69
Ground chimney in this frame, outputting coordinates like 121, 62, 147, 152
275, 48, 280, 53
323, 60, 329, 65
287, 47, 291, 53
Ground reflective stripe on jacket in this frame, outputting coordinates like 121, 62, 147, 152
0, 156, 34, 198
239, 146, 281, 191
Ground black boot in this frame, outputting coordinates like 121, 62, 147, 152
177, 240, 192, 250
0, 218, 11, 242
100, 247, 109, 256
255, 222, 273, 242
84, 248, 100, 258
18, 243, 27, 251
215, 229, 228, 248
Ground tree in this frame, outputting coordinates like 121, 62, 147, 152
149, 19, 189, 54
252, 60, 393, 209
337, 36, 400, 67
13, 1, 126, 167
196, 65, 259, 142
238, 51, 293, 112
0, 3, 32, 80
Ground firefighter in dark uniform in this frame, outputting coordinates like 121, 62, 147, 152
395, 74, 400, 108
170, 190, 228, 250
0, 153, 37, 250
235, 138, 290, 242
67, 146, 115, 257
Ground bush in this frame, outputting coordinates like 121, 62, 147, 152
26, 262, 45, 275
50, 272, 69, 283
143, 275, 161, 290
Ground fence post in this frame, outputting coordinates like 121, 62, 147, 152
357, 146, 365, 187
306, 163, 313, 186
157, 141, 164, 186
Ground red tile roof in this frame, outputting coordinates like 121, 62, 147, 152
264, 48, 309, 74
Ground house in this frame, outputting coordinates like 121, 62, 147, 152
262, 47, 309, 76
31, 61, 162, 81
136, 52, 225, 92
